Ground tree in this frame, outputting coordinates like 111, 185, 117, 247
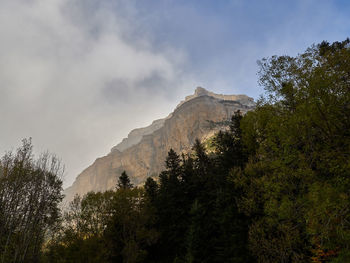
117, 171, 133, 189
165, 149, 182, 179
212, 110, 247, 170
43, 190, 117, 263
0, 138, 63, 263
235, 39, 350, 262
154, 149, 190, 262
144, 177, 158, 203
104, 188, 158, 263
186, 131, 253, 263
192, 139, 209, 175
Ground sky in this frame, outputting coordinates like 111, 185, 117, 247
0, 0, 349, 187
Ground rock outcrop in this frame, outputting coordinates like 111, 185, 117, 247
64, 87, 255, 202
111, 118, 166, 153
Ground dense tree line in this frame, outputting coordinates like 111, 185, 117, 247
1, 39, 349, 262
42, 110, 252, 263
236, 38, 350, 262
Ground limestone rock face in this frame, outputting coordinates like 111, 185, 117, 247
64, 87, 255, 202
111, 118, 166, 153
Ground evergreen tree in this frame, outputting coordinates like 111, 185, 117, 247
117, 171, 133, 189
156, 149, 189, 262
104, 188, 157, 263
188, 131, 253, 262
192, 139, 209, 176
165, 149, 182, 179
144, 177, 158, 203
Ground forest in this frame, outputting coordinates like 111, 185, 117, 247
0, 39, 349, 263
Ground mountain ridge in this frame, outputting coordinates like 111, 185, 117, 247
64, 87, 255, 203
110, 87, 253, 154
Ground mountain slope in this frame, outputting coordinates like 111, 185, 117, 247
64, 87, 255, 202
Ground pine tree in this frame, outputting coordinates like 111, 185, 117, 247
145, 177, 158, 203
165, 149, 181, 179
155, 149, 188, 262
117, 171, 133, 189
192, 139, 210, 177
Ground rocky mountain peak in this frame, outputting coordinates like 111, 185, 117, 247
111, 87, 253, 154
194, 86, 209, 96
64, 87, 255, 204
177, 87, 255, 109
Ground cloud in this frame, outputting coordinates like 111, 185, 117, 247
1, 0, 349, 188
0, 0, 194, 187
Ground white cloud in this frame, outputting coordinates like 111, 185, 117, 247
0, 0, 193, 187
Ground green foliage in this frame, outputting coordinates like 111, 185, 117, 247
154, 149, 189, 262
104, 188, 158, 263
236, 39, 350, 262
43, 192, 113, 263
44, 187, 158, 263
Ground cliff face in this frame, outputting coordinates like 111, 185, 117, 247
64, 88, 255, 202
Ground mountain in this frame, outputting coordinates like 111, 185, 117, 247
64, 87, 255, 202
